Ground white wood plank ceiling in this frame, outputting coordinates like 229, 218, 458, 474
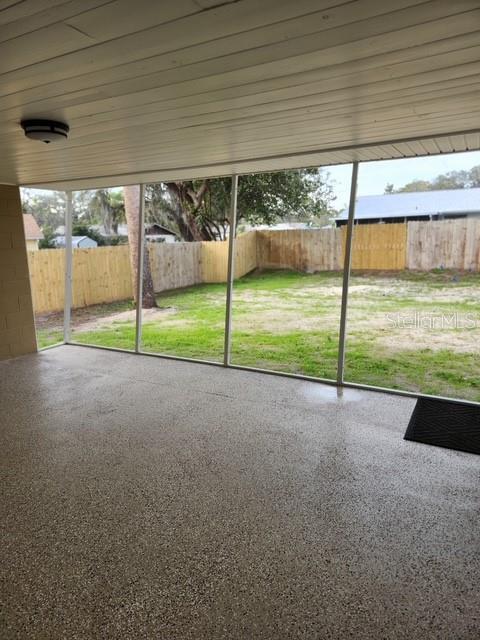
0, 0, 479, 189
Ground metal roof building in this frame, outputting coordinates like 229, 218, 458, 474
54, 235, 98, 248
336, 187, 480, 225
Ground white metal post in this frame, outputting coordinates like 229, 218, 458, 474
63, 190, 73, 343
135, 184, 146, 353
336, 161, 359, 384
223, 175, 239, 366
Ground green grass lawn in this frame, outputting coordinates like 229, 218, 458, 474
37, 270, 480, 402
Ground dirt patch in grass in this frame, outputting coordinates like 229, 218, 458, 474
71, 306, 179, 333
233, 308, 339, 333
377, 324, 480, 354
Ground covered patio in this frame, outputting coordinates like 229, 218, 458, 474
1, 1, 479, 638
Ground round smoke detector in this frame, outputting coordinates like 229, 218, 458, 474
21, 119, 69, 143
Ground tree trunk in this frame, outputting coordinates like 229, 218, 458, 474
164, 180, 213, 241
123, 185, 157, 308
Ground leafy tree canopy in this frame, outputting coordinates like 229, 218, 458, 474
21, 189, 97, 229
21, 188, 126, 246
87, 189, 125, 234
385, 164, 480, 193
145, 169, 337, 241
38, 226, 57, 250
22, 190, 67, 230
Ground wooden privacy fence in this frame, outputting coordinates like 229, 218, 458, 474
28, 245, 132, 315
407, 218, 480, 271
257, 223, 408, 271
257, 228, 342, 271
349, 223, 407, 270
149, 241, 202, 292
28, 231, 259, 314
28, 220, 480, 315
201, 230, 257, 281
148, 231, 257, 289
28, 248, 65, 315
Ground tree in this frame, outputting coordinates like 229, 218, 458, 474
466, 165, 480, 187
385, 163, 480, 193
237, 169, 335, 227
154, 180, 211, 241
21, 187, 129, 236
90, 189, 125, 234
38, 226, 57, 249
397, 179, 434, 192
22, 189, 67, 230
431, 170, 468, 190
123, 185, 157, 309
145, 169, 336, 242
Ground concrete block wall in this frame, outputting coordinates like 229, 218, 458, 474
0, 185, 37, 359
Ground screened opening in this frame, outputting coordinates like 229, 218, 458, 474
23, 150, 480, 405
344, 152, 480, 403
21, 188, 66, 350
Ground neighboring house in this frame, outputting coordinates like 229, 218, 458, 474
247, 222, 313, 232
23, 214, 44, 250
335, 188, 480, 226
93, 222, 178, 243
145, 223, 178, 244
54, 235, 98, 249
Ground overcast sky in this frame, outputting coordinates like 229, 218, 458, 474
326, 150, 480, 211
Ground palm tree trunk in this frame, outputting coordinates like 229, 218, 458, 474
123, 185, 157, 308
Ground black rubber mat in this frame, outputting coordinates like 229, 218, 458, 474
404, 397, 480, 454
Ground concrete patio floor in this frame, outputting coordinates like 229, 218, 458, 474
1, 345, 478, 639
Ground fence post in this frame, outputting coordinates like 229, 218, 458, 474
63, 191, 73, 343
337, 162, 358, 384
135, 184, 146, 353
223, 175, 239, 366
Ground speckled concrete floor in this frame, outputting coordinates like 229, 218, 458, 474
0, 346, 478, 639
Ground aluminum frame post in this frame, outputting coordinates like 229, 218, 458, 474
223, 175, 239, 366
337, 161, 359, 384
135, 184, 146, 353
63, 190, 73, 343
